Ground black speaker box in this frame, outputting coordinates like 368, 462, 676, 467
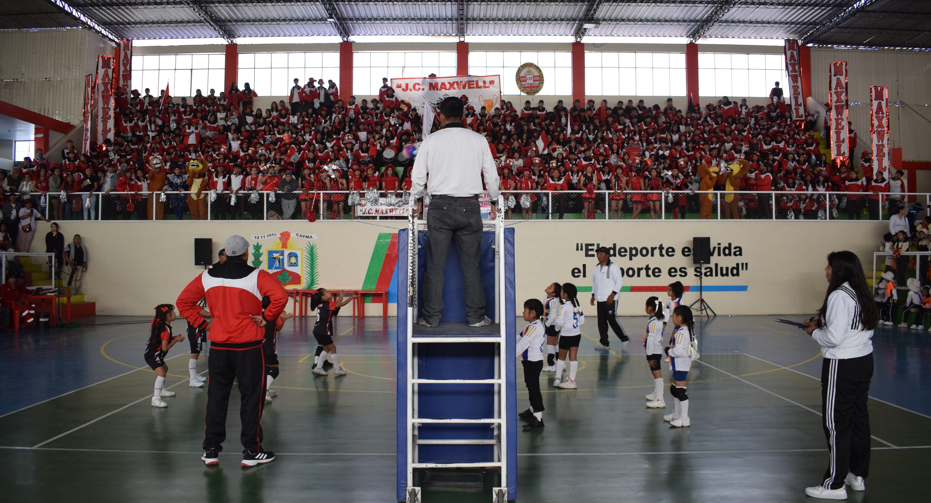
194, 238, 213, 266
692, 237, 711, 265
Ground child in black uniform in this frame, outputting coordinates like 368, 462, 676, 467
145, 304, 184, 408
261, 296, 292, 403
310, 288, 355, 376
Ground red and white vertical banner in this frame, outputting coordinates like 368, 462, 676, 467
828, 61, 849, 160
870, 85, 890, 178
784, 40, 805, 122
116, 39, 132, 93
95, 55, 115, 144
82, 74, 94, 154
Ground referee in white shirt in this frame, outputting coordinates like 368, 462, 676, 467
411, 97, 500, 327
591, 246, 630, 350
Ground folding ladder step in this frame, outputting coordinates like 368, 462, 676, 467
412, 379, 502, 384
412, 337, 504, 343
415, 439, 497, 445
414, 418, 502, 424
412, 462, 502, 469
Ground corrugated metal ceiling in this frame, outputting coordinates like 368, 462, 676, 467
3, 0, 930, 49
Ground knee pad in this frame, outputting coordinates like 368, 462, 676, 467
678, 387, 689, 401
267, 366, 279, 379
669, 384, 680, 399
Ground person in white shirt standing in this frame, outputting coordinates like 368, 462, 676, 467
591, 246, 629, 351
803, 251, 879, 500
411, 97, 500, 328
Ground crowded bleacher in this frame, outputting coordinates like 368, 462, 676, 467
7, 75, 904, 222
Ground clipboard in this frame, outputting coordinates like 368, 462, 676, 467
775, 319, 811, 329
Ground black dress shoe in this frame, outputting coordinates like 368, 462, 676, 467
518, 408, 534, 421
522, 417, 545, 430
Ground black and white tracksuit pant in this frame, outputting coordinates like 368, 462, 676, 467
820, 354, 873, 490
596, 300, 629, 346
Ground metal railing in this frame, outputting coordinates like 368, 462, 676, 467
13, 189, 923, 222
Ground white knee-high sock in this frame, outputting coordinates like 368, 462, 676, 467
266, 375, 274, 390
319, 351, 330, 368
189, 358, 198, 379
330, 353, 340, 369
554, 360, 566, 379
154, 376, 165, 399
568, 361, 579, 381
653, 378, 664, 398
674, 397, 681, 416
680, 397, 689, 419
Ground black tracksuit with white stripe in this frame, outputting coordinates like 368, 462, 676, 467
811, 282, 874, 490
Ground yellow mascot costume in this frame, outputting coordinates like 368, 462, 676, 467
723, 159, 749, 220
186, 157, 209, 220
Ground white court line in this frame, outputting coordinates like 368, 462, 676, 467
741, 352, 931, 422
696, 359, 898, 448
30, 368, 206, 449
2, 445, 927, 456
0, 353, 189, 420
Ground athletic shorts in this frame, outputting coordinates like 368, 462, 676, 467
313, 331, 334, 346
544, 325, 559, 339
646, 354, 662, 370
144, 350, 165, 370
672, 370, 689, 381
558, 334, 581, 350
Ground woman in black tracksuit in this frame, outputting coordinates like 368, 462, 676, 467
803, 251, 879, 500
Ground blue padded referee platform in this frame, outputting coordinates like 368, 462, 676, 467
397, 226, 517, 503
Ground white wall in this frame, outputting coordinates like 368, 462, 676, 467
811, 47, 931, 162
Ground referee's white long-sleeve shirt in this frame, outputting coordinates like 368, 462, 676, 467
812, 282, 873, 360
411, 122, 500, 199
592, 260, 623, 302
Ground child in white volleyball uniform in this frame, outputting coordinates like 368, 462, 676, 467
664, 305, 695, 427
643, 297, 667, 408
542, 282, 562, 372
554, 283, 584, 389
517, 299, 547, 430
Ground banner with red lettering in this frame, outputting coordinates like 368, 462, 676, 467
95, 55, 115, 145
82, 74, 94, 155
391, 75, 501, 137
828, 61, 848, 160
116, 39, 132, 93
784, 40, 805, 122
870, 85, 890, 178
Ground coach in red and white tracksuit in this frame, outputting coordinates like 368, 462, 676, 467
177, 235, 288, 466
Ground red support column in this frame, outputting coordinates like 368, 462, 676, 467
457, 41, 469, 76
799, 45, 812, 104
686, 43, 699, 106
224, 44, 238, 92
340, 42, 353, 99
572, 42, 585, 107
34, 127, 49, 156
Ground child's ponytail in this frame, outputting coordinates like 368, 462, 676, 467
646, 295, 664, 321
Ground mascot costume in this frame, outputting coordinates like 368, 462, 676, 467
186, 157, 209, 220
722, 159, 749, 220
147, 155, 167, 220
697, 162, 718, 220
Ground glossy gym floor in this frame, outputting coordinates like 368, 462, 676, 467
0, 314, 928, 502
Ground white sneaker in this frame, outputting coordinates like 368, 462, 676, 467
268, 389, 277, 397
194, 374, 207, 382
332, 367, 347, 376
844, 473, 865, 492
542, 365, 555, 372
560, 379, 577, 389
621, 340, 630, 349
265, 392, 273, 403
151, 397, 168, 408
663, 412, 679, 422
160, 390, 176, 397
189, 379, 204, 388
910, 324, 919, 329
312, 367, 328, 376
646, 400, 666, 408
899, 323, 909, 328
804, 485, 847, 500
553, 378, 562, 387
670, 416, 691, 427
594, 343, 609, 351
645, 392, 658, 401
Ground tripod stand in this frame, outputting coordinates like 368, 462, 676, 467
689, 270, 716, 317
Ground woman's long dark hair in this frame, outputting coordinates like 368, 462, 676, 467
817, 251, 880, 330
148, 303, 174, 349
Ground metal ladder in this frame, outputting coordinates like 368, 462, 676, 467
404, 196, 508, 503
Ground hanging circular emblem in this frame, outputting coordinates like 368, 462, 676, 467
516, 62, 544, 95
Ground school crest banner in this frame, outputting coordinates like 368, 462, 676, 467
391, 75, 501, 136
82, 74, 94, 155
870, 85, 890, 178
95, 55, 115, 144
116, 39, 132, 93
828, 61, 848, 160
784, 40, 805, 122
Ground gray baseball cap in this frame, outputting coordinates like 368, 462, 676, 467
224, 235, 249, 257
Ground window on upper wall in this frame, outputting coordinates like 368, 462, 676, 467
468, 51, 571, 97
131, 54, 225, 97
354, 51, 457, 96
698, 53, 787, 98
14, 141, 35, 163
238, 52, 341, 97
584, 52, 687, 98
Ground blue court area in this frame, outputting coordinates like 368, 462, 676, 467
0, 314, 928, 502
